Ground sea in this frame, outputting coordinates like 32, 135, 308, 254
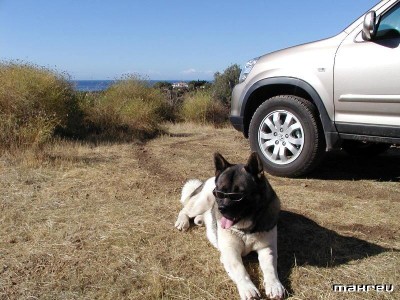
71, 80, 114, 92
71, 80, 188, 92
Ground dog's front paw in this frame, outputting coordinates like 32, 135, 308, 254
264, 279, 285, 299
174, 213, 190, 231
237, 279, 261, 300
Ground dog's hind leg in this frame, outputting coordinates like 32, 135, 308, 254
175, 195, 210, 231
193, 215, 204, 226
175, 177, 215, 231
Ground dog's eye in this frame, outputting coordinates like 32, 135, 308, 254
213, 190, 225, 199
229, 194, 244, 201
213, 189, 244, 201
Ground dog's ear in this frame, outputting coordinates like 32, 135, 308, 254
214, 152, 232, 178
244, 152, 264, 179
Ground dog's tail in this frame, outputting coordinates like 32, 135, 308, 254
180, 179, 203, 205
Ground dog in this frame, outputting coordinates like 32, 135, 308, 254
175, 152, 285, 299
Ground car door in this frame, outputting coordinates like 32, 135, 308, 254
334, 1, 400, 139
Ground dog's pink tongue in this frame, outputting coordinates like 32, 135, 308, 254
221, 217, 234, 229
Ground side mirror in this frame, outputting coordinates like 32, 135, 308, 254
362, 11, 377, 41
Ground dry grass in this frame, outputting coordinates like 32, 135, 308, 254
81, 75, 171, 141
1, 123, 399, 299
0, 62, 80, 150
180, 91, 228, 126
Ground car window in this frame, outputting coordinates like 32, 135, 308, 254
376, 2, 400, 39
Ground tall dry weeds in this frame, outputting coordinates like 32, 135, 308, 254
82, 75, 170, 141
180, 90, 228, 126
0, 62, 81, 150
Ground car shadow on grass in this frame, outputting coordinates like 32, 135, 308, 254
310, 148, 400, 182
271, 210, 397, 295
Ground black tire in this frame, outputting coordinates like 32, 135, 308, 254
249, 95, 325, 177
342, 140, 391, 156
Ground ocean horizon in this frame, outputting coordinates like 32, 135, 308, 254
71, 79, 195, 92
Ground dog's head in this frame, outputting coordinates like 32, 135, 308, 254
213, 152, 267, 229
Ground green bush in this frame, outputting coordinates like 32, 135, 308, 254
0, 62, 82, 150
212, 64, 241, 106
82, 75, 171, 140
180, 90, 228, 126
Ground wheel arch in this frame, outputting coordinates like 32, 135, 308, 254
241, 77, 340, 150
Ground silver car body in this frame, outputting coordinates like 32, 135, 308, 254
231, 0, 400, 149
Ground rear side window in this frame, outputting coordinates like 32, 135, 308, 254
376, 2, 400, 39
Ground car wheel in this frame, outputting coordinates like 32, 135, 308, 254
249, 95, 325, 177
342, 140, 391, 156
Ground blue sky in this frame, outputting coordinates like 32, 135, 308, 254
0, 0, 378, 80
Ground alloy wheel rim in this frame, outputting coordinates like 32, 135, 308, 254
258, 110, 304, 165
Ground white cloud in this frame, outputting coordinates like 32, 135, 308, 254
182, 68, 197, 74
181, 69, 215, 75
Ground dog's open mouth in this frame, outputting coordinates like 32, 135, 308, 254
220, 216, 238, 229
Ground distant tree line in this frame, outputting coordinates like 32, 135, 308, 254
154, 64, 241, 108
153, 80, 211, 91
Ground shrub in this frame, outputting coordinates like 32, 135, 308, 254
153, 81, 172, 90
0, 62, 82, 150
82, 75, 171, 140
212, 64, 241, 106
188, 80, 211, 91
180, 90, 228, 126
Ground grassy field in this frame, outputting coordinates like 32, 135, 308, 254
1, 123, 399, 299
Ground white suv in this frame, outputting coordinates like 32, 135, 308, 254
230, 0, 400, 177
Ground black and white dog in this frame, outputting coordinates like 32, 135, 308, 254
175, 152, 285, 299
